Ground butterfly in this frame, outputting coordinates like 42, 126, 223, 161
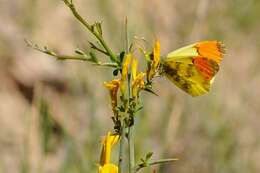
160, 41, 225, 97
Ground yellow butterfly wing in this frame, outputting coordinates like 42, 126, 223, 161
162, 41, 225, 96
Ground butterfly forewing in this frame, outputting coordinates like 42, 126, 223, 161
192, 57, 219, 80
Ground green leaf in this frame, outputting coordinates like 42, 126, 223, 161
119, 51, 125, 64
75, 48, 85, 55
144, 87, 158, 96
135, 106, 143, 113
140, 158, 145, 163
89, 51, 98, 63
95, 22, 103, 36
145, 152, 154, 160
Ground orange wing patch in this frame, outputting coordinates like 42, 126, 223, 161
192, 57, 219, 80
195, 41, 225, 64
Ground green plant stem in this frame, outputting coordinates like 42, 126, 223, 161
125, 18, 129, 53
63, 0, 119, 64
51, 55, 89, 61
25, 39, 119, 67
128, 77, 135, 173
118, 121, 126, 173
134, 158, 178, 173
95, 62, 118, 67
128, 125, 135, 173
124, 18, 135, 173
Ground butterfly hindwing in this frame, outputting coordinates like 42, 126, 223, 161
162, 60, 211, 96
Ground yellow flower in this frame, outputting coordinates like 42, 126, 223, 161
99, 164, 118, 173
131, 57, 145, 98
132, 57, 138, 81
147, 40, 160, 82
120, 54, 132, 94
99, 132, 119, 173
104, 79, 120, 114
132, 72, 146, 98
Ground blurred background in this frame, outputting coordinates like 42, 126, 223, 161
1, 0, 260, 173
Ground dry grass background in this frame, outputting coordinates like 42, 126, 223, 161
1, 0, 260, 173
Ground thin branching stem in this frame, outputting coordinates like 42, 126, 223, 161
118, 121, 126, 173
25, 39, 89, 61
124, 18, 135, 173
62, 0, 119, 64
125, 18, 129, 53
128, 125, 135, 173
134, 158, 179, 173
128, 76, 135, 173
95, 62, 118, 68
89, 41, 110, 56
53, 55, 89, 61
25, 39, 118, 67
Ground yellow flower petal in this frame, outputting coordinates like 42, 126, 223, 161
99, 164, 118, 173
147, 40, 160, 82
132, 72, 146, 97
120, 54, 132, 94
121, 54, 132, 81
104, 80, 120, 90
100, 132, 119, 166
132, 57, 138, 81
153, 40, 160, 70
104, 80, 120, 114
